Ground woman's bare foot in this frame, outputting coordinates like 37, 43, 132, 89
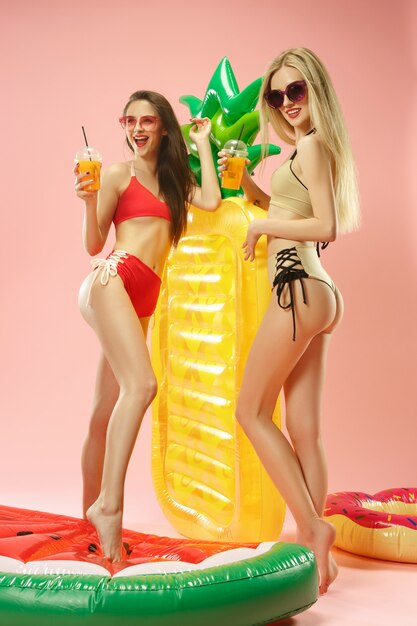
297, 525, 338, 591
328, 552, 338, 586
305, 519, 337, 594
86, 500, 123, 562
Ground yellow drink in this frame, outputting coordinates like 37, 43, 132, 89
222, 155, 246, 190
77, 160, 101, 191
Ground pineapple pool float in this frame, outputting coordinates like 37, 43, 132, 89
152, 58, 285, 541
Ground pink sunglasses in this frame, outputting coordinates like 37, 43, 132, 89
264, 81, 307, 109
119, 115, 160, 130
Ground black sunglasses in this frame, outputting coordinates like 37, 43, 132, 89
264, 80, 307, 109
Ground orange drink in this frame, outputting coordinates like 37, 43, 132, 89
75, 147, 102, 192
222, 156, 246, 190
77, 160, 101, 191
221, 139, 248, 191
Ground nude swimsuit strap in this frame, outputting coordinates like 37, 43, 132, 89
288, 129, 328, 256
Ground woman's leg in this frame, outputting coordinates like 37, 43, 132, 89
284, 287, 343, 519
82, 316, 151, 515
236, 279, 337, 593
283, 287, 343, 583
81, 352, 119, 517
283, 332, 338, 584
80, 277, 156, 561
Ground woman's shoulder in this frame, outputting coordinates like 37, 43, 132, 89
297, 132, 331, 163
101, 161, 131, 189
104, 161, 131, 177
297, 130, 325, 149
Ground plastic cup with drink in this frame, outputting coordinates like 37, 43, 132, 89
75, 146, 102, 192
75, 127, 102, 192
221, 137, 248, 191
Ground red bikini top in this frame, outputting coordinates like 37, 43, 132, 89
113, 164, 171, 227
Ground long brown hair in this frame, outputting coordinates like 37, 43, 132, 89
123, 90, 195, 246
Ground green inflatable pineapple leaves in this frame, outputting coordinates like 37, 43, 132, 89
180, 57, 281, 198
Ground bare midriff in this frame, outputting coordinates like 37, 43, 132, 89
266, 203, 314, 258
114, 217, 172, 276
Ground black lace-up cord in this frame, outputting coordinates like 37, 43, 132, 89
316, 241, 329, 257
272, 247, 309, 341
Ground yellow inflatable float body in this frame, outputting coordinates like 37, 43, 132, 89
151, 198, 285, 541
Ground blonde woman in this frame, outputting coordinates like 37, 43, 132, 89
219, 48, 359, 593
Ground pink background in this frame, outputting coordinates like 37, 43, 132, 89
1, 0, 416, 528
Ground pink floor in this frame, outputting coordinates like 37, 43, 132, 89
275, 528, 416, 626
132, 518, 417, 626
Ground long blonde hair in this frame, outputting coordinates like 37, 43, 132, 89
260, 48, 360, 233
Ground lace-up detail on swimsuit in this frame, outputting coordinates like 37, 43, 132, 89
87, 250, 128, 305
86, 250, 162, 318
91, 250, 128, 286
272, 247, 309, 341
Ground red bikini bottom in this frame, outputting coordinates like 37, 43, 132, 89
90, 250, 162, 318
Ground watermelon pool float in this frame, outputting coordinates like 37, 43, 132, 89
0, 505, 318, 625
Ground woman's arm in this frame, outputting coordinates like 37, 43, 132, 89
243, 136, 337, 260
188, 118, 221, 211
217, 152, 270, 209
75, 165, 121, 256
240, 168, 271, 210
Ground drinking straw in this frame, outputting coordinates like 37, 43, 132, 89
231, 124, 245, 154
82, 126, 92, 161
236, 124, 245, 143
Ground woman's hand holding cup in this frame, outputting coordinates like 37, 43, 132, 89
73, 163, 97, 201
